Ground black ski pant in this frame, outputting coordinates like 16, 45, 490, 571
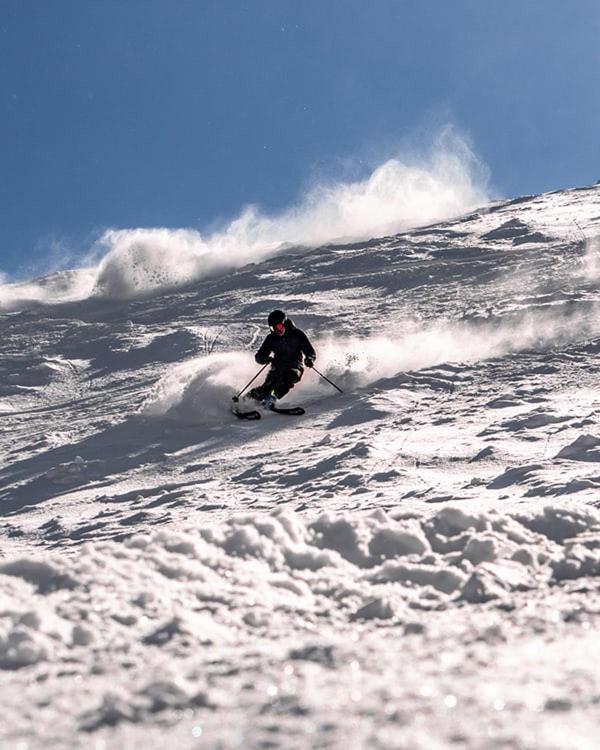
248, 366, 302, 401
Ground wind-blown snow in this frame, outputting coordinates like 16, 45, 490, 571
581, 235, 600, 281
0, 130, 488, 311
0, 268, 98, 312
141, 352, 257, 423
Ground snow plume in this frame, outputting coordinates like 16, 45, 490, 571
317, 305, 599, 392
580, 235, 600, 282
0, 269, 97, 312
0, 129, 489, 310
141, 352, 261, 423
93, 129, 488, 299
143, 304, 599, 423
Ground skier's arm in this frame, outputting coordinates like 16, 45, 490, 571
255, 335, 273, 365
300, 331, 316, 363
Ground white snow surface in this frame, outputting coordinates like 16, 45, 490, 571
1, 183, 600, 748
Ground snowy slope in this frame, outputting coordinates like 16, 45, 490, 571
1, 184, 600, 749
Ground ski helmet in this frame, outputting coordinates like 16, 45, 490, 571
267, 310, 286, 329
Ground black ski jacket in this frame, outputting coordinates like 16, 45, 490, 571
255, 319, 316, 370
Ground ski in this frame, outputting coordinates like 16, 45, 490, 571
232, 407, 261, 420
231, 395, 304, 419
270, 405, 305, 416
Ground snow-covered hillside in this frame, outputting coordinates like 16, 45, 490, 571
1, 184, 600, 749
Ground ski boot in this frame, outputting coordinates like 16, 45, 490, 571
260, 393, 277, 410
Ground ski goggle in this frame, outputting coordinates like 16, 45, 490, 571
271, 322, 285, 333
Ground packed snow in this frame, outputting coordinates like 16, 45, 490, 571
1, 183, 600, 748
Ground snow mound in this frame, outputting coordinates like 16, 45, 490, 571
556, 434, 600, 462
0, 558, 78, 594
1, 503, 598, 674
0, 575, 84, 670
80, 678, 211, 731
1, 503, 600, 746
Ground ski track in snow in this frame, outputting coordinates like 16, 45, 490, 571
1, 184, 600, 748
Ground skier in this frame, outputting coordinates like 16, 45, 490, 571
247, 310, 316, 408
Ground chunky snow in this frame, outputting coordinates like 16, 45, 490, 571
1, 183, 600, 748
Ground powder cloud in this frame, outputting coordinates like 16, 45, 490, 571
1, 128, 490, 311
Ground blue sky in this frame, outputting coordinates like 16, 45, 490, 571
2, 0, 599, 277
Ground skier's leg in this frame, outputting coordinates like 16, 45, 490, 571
271, 368, 302, 399
247, 370, 278, 402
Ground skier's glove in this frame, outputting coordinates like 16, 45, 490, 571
305, 357, 315, 368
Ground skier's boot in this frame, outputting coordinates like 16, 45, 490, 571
247, 387, 263, 403
261, 393, 277, 410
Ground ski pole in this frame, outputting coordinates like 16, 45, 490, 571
311, 365, 343, 394
232, 363, 269, 402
